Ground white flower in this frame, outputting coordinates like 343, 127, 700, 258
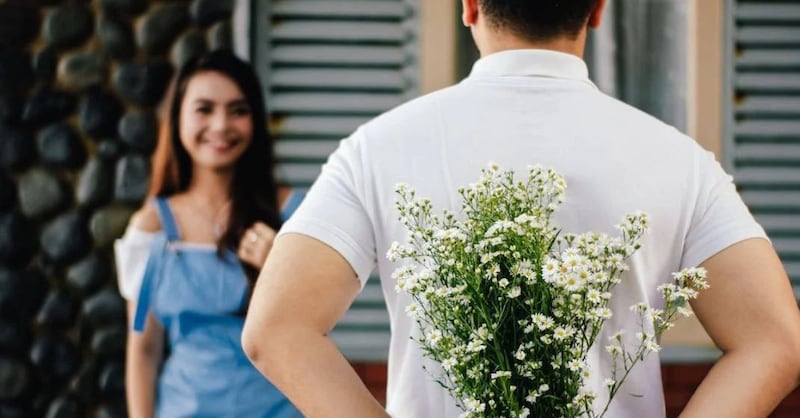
604, 378, 616, 388
490, 370, 511, 380
442, 357, 458, 371
507, 286, 521, 299
426, 329, 443, 347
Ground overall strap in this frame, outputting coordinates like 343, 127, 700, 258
154, 197, 180, 241
281, 189, 306, 222
132, 236, 164, 332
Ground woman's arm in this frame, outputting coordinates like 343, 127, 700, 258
125, 303, 164, 418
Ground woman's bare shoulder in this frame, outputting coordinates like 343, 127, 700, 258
129, 202, 161, 233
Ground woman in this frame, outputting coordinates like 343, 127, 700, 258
114, 50, 304, 418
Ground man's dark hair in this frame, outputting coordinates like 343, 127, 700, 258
479, 0, 599, 41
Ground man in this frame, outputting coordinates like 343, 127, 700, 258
242, 0, 800, 416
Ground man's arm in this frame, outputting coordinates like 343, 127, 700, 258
681, 238, 800, 417
241, 233, 390, 418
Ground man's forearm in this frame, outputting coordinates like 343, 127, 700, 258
246, 327, 390, 418
680, 346, 800, 417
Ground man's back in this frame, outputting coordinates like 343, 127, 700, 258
282, 49, 765, 417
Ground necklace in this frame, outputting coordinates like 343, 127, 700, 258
190, 195, 232, 238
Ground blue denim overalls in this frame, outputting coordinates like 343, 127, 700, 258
133, 194, 305, 418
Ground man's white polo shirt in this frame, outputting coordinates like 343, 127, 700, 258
280, 49, 765, 417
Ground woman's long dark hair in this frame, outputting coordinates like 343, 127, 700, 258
148, 50, 281, 288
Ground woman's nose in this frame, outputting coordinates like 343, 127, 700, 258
209, 110, 229, 131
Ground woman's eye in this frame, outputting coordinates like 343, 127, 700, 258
231, 106, 251, 116
196, 106, 212, 114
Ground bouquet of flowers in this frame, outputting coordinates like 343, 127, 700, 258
387, 164, 708, 418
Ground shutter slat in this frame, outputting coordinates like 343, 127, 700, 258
272, 45, 407, 67
272, 68, 408, 91
736, 73, 800, 92
272, 92, 405, 114
735, 120, 800, 138
736, 4, 800, 21
272, 21, 407, 44
273, 0, 407, 19
736, 96, 800, 116
273, 115, 368, 137
735, 167, 800, 186
737, 50, 800, 69
754, 214, 800, 232
735, 143, 800, 161
276, 163, 323, 186
742, 192, 800, 209
737, 27, 800, 46
276, 139, 341, 160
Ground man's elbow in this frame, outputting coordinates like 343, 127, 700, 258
241, 317, 282, 370
782, 327, 800, 386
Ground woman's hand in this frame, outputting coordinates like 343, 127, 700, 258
237, 222, 277, 269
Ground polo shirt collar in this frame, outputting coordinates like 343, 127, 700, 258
468, 49, 595, 87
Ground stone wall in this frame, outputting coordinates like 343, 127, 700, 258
0, 1, 235, 416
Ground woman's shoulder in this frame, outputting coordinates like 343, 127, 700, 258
129, 201, 162, 233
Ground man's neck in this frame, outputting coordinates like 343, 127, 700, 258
478, 31, 587, 59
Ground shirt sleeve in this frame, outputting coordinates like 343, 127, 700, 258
278, 128, 377, 288
680, 150, 768, 270
113, 228, 157, 301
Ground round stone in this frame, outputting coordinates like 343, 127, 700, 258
0, 405, 31, 418
0, 95, 24, 124
0, 355, 32, 401
209, 20, 233, 51
97, 15, 135, 61
0, 48, 33, 96
113, 60, 174, 106
0, 268, 47, 321
58, 52, 109, 91
30, 334, 81, 385
90, 206, 135, 249
91, 327, 126, 359
36, 288, 78, 330
191, 0, 234, 26
118, 110, 157, 153
137, 3, 190, 55
66, 252, 112, 295
44, 394, 83, 418
69, 361, 97, 402
44, 3, 94, 50
82, 288, 126, 328
77, 157, 115, 208
0, 124, 34, 171
172, 30, 207, 69
0, 1, 40, 47
18, 168, 70, 219
0, 172, 16, 212
96, 403, 126, 418
33, 47, 59, 82
40, 212, 92, 265
97, 361, 124, 397
78, 89, 123, 140
99, 0, 148, 16
97, 140, 123, 161
0, 320, 33, 355
36, 123, 87, 170
114, 154, 150, 204
0, 213, 37, 268
22, 88, 77, 126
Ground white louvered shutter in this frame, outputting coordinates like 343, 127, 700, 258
253, 0, 420, 361
725, 0, 800, 299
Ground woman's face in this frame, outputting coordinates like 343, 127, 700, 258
178, 70, 253, 171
